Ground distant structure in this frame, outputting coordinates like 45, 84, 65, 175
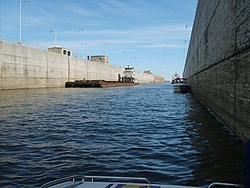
91, 55, 109, 63
144, 70, 152, 74
48, 47, 72, 56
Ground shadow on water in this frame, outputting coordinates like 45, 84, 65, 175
183, 94, 243, 186
0, 83, 243, 187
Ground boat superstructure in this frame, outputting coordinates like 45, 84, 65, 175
122, 65, 136, 82
172, 73, 180, 84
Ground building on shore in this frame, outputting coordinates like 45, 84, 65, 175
91, 55, 109, 63
48, 46, 72, 56
144, 70, 153, 74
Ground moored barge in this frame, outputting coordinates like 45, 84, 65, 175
65, 80, 138, 88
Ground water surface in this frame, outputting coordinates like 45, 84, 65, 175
0, 83, 243, 187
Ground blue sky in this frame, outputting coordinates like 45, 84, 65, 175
0, 0, 197, 80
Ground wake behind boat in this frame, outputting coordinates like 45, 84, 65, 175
40, 175, 243, 188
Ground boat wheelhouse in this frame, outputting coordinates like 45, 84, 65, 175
122, 65, 136, 82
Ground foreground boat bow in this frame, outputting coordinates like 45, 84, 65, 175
40, 176, 243, 188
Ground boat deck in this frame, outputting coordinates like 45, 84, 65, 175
40, 176, 243, 188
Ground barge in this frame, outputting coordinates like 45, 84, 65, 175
65, 80, 138, 88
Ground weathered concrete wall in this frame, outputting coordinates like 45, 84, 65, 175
183, 0, 250, 141
0, 41, 162, 90
154, 76, 165, 83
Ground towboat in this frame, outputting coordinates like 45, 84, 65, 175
122, 65, 137, 82
40, 175, 243, 188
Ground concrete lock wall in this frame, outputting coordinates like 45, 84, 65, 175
183, 0, 250, 141
0, 41, 162, 90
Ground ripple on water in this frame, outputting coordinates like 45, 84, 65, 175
0, 84, 243, 187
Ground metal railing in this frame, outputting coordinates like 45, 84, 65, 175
40, 175, 151, 188
40, 176, 244, 188
83, 175, 151, 184
208, 182, 244, 188
40, 176, 83, 188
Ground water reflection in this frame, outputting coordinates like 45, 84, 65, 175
184, 94, 243, 185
